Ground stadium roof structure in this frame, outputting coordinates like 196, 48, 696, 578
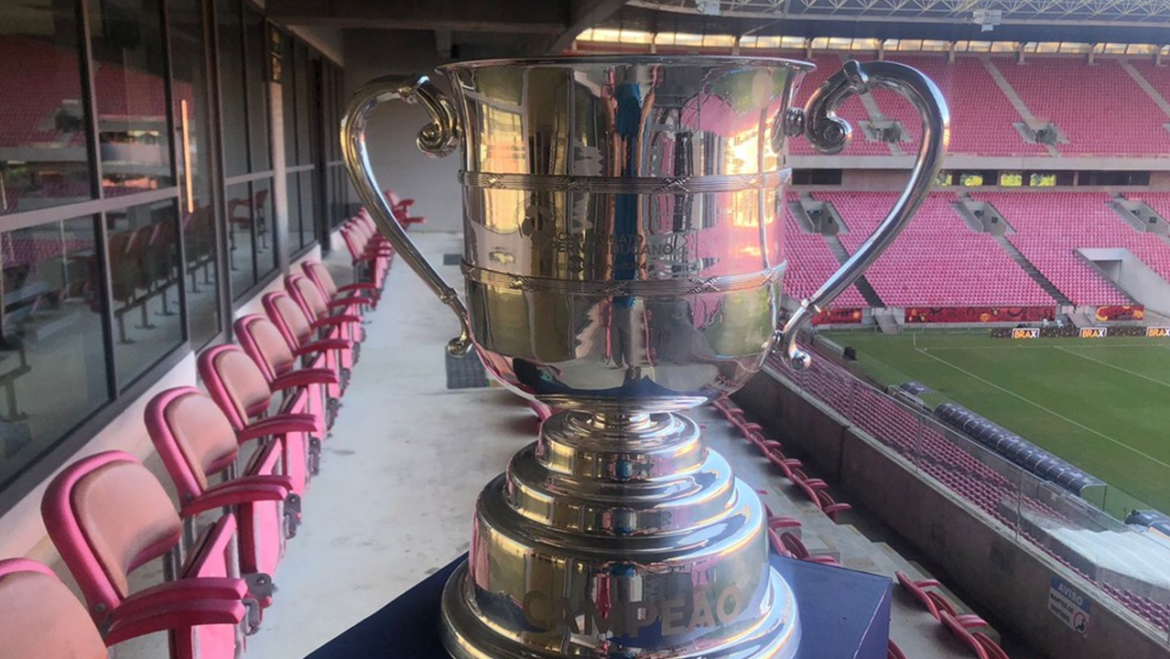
632, 0, 1170, 26
601, 0, 1170, 44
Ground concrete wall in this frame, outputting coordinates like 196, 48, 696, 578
734, 371, 1170, 659
343, 31, 463, 233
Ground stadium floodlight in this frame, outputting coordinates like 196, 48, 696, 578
696, 0, 723, 14
972, 8, 1002, 31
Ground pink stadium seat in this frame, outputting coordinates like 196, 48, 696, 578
145, 387, 298, 583
262, 291, 352, 398
199, 344, 333, 486
0, 558, 246, 659
301, 259, 381, 311
41, 452, 256, 657
286, 274, 364, 361
941, 611, 1010, 659
235, 314, 340, 429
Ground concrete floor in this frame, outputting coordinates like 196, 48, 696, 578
242, 232, 1008, 659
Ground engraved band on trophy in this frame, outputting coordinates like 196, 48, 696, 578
342, 57, 949, 659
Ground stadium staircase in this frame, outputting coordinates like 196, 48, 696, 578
874, 309, 903, 334
1074, 251, 1139, 304
980, 58, 1062, 157
992, 235, 1073, 305
822, 234, 886, 307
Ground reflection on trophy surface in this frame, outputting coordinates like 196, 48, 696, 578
343, 56, 948, 659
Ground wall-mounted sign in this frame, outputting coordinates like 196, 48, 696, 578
1147, 327, 1170, 338
1011, 328, 1039, 339
1049, 577, 1090, 635
1079, 327, 1108, 338
268, 25, 283, 84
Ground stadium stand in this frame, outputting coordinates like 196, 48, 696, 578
789, 54, 890, 156
977, 192, 1170, 306
993, 58, 1170, 157
820, 192, 1055, 307
872, 56, 1048, 157
782, 202, 869, 308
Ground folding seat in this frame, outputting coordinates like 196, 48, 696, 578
147, 387, 300, 581
235, 314, 340, 428
286, 273, 364, 353
0, 558, 247, 659
779, 533, 838, 566
42, 451, 262, 653
382, 189, 427, 227
342, 221, 391, 284
301, 259, 380, 312
199, 344, 333, 486
940, 611, 1009, 659
262, 291, 353, 396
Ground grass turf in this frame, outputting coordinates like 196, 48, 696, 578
821, 330, 1170, 518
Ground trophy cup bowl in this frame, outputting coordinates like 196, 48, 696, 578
343, 56, 948, 659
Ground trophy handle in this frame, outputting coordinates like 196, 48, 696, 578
340, 75, 473, 356
775, 60, 950, 369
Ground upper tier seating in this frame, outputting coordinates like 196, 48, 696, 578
977, 192, 1170, 306
821, 192, 1054, 306
878, 56, 1046, 157
995, 58, 1170, 157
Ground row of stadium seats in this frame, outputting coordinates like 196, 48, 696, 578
796, 190, 1170, 309
768, 344, 1170, 634
0, 199, 404, 658
792, 53, 1170, 158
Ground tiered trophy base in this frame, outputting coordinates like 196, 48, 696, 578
436, 410, 801, 659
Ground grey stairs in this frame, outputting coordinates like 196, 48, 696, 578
992, 236, 1073, 305
822, 235, 885, 307
1074, 251, 1137, 304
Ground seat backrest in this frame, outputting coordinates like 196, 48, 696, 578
43, 452, 183, 621
340, 226, 363, 261
262, 291, 313, 347
301, 260, 337, 300
0, 559, 107, 659
286, 274, 328, 321
234, 314, 297, 379
198, 345, 273, 429
146, 387, 242, 501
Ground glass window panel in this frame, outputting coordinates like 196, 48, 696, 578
88, 0, 172, 195
0, 217, 110, 488
168, 0, 219, 347
299, 169, 316, 248
245, 8, 270, 172
226, 181, 255, 297
295, 44, 311, 166
217, 0, 247, 177
286, 171, 302, 248
106, 199, 182, 386
252, 177, 275, 278
281, 31, 296, 164
0, 0, 93, 215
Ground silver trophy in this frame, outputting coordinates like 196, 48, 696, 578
342, 56, 948, 659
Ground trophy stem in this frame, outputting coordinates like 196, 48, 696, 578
439, 409, 800, 659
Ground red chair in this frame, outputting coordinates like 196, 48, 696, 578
888, 638, 908, 659
895, 571, 988, 628
262, 291, 353, 394
228, 189, 269, 250
235, 314, 340, 427
41, 451, 259, 654
814, 489, 852, 522
286, 273, 364, 350
301, 259, 380, 312
941, 611, 1010, 659
147, 387, 301, 578
779, 532, 840, 566
382, 189, 426, 226
199, 344, 332, 485
0, 558, 246, 659
341, 224, 389, 289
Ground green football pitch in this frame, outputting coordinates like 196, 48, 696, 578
820, 331, 1170, 518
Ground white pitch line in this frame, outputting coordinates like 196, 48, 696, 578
1056, 346, 1170, 390
912, 345, 1170, 471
